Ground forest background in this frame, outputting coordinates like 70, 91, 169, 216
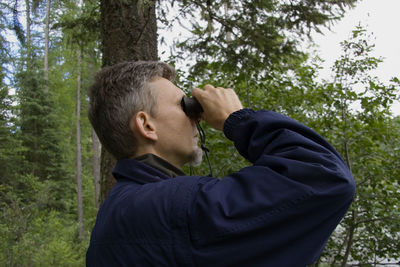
0, 0, 399, 266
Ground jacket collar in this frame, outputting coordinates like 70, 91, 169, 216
135, 154, 185, 178
112, 156, 185, 185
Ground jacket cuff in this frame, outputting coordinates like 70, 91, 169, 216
223, 109, 255, 141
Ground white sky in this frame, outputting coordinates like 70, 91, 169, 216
311, 0, 400, 115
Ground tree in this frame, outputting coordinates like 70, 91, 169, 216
12, 0, 66, 184
1, 0, 98, 264
43, 0, 51, 92
92, 129, 101, 208
54, 0, 103, 239
314, 27, 400, 266
76, 47, 84, 239
0, 2, 22, 182
164, 0, 358, 83
0, 87, 23, 184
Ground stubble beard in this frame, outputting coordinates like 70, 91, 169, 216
188, 146, 203, 167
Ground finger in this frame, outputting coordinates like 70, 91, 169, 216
191, 87, 203, 98
203, 84, 215, 91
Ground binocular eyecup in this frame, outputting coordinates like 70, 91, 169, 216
181, 96, 203, 119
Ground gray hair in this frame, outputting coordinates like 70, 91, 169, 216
88, 61, 176, 159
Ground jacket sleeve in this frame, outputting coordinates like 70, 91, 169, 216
187, 109, 355, 266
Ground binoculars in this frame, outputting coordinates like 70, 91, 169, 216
181, 96, 203, 119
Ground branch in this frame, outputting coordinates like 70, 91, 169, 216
349, 261, 400, 266
354, 216, 397, 227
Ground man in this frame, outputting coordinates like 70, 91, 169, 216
87, 61, 355, 266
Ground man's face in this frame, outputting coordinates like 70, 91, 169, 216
149, 77, 201, 169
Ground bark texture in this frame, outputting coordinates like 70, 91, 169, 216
101, 0, 158, 66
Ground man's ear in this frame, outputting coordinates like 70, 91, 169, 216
130, 111, 158, 141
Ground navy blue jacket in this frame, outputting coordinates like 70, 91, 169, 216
87, 109, 355, 266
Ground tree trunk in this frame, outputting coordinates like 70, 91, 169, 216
99, 0, 158, 203
25, 0, 31, 49
341, 210, 356, 267
76, 49, 84, 239
25, 0, 33, 64
224, 3, 232, 42
100, 0, 158, 66
332, 226, 351, 266
92, 128, 101, 208
44, 0, 50, 93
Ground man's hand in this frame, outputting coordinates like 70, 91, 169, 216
192, 85, 243, 131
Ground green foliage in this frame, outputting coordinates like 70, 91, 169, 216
0, 174, 89, 266
0, 0, 100, 265
0, 86, 24, 182
164, 0, 359, 84
16, 66, 65, 180
54, 0, 100, 48
313, 27, 400, 266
